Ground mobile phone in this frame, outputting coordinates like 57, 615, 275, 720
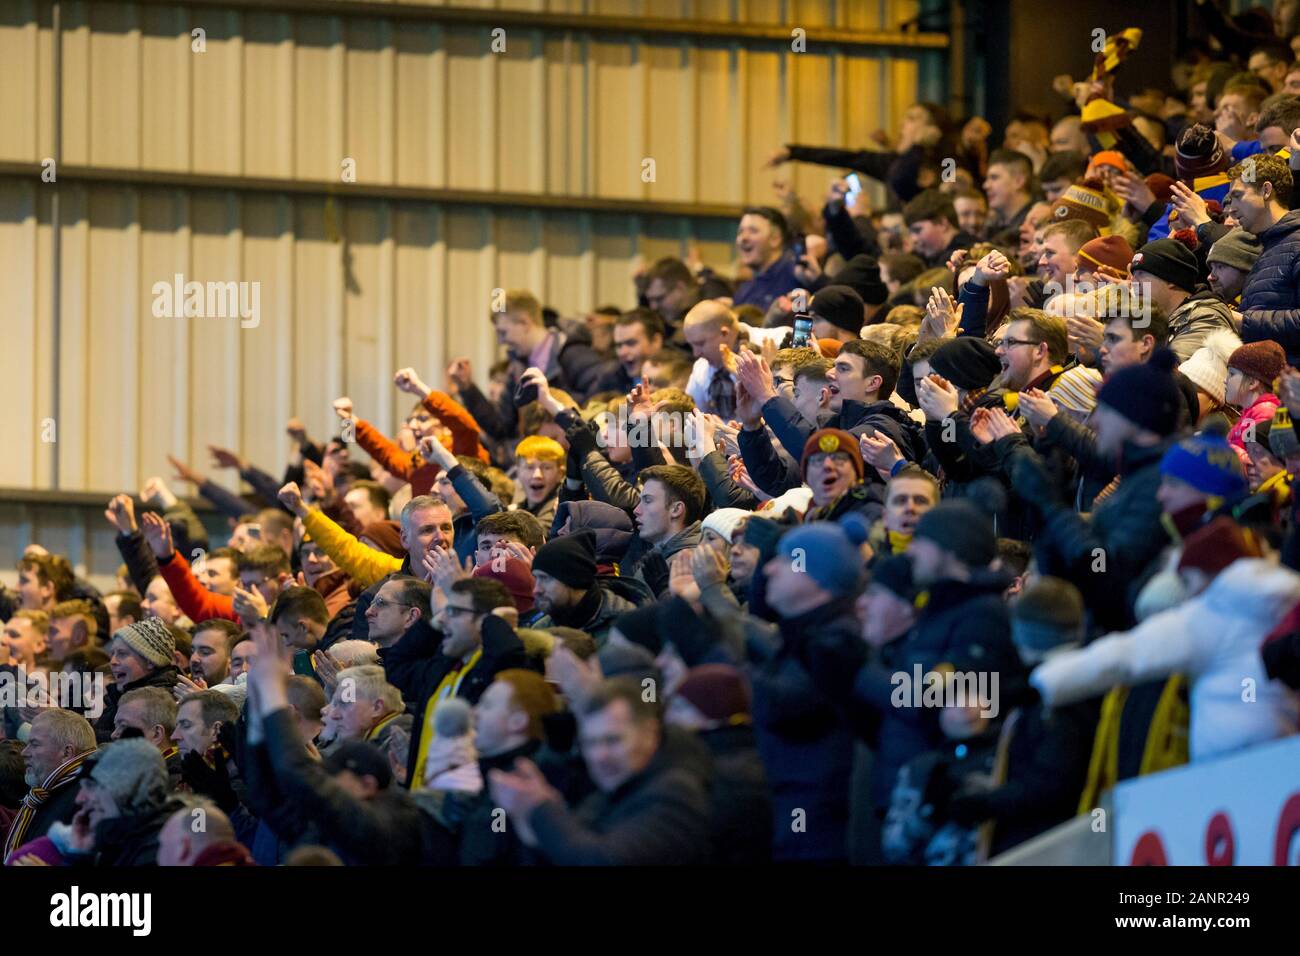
792, 234, 807, 263
792, 313, 814, 349
844, 173, 863, 208
514, 380, 540, 407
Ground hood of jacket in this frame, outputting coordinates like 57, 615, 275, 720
553, 500, 636, 562
1199, 558, 1300, 625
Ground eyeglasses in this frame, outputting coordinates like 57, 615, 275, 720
995, 337, 1039, 350
371, 596, 415, 611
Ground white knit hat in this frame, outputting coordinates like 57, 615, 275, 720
701, 507, 751, 544
1179, 329, 1242, 405
761, 486, 814, 518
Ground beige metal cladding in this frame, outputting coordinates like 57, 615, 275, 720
0, 0, 929, 493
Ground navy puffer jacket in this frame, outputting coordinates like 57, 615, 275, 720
1240, 210, 1300, 364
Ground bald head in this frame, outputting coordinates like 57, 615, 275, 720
682, 301, 740, 369
157, 799, 237, 866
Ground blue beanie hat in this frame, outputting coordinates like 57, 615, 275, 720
1160, 421, 1247, 498
778, 519, 868, 598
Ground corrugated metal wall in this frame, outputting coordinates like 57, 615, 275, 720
0, 0, 934, 500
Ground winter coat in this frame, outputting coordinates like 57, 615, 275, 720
763, 395, 927, 474
1166, 288, 1237, 363
259, 709, 450, 865
1228, 392, 1280, 466
91, 798, 185, 866
532, 582, 639, 647
526, 742, 713, 865
1032, 558, 1300, 761
95, 666, 181, 743
1021, 437, 1176, 632
1240, 210, 1300, 364
379, 614, 530, 785
743, 596, 867, 862
698, 722, 774, 865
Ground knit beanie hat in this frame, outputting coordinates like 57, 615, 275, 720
323, 740, 393, 789
831, 255, 889, 306
800, 428, 865, 483
87, 738, 169, 814
701, 507, 750, 545
1052, 180, 1110, 232
473, 555, 536, 615
1228, 340, 1286, 390
1177, 517, 1262, 577
1145, 173, 1176, 206
1207, 229, 1262, 272
531, 530, 598, 590
778, 520, 868, 598
1011, 576, 1085, 655
1096, 348, 1184, 436
674, 664, 752, 723
1130, 237, 1199, 293
1086, 150, 1127, 179
360, 520, 404, 558
867, 553, 916, 602
1179, 329, 1242, 405
112, 617, 176, 669
817, 338, 844, 359
1270, 406, 1300, 459
1160, 421, 1247, 498
759, 485, 814, 519
810, 285, 867, 334
1075, 235, 1133, 281
1048, 365, 1103, 415
1174, 123, 1227, 183
613, 604, 663, 655
929, 336, 1001, 391
597, 642, 660, 684
913, 500, 997, 567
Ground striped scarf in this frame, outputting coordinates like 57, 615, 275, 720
3, 749, 93, 862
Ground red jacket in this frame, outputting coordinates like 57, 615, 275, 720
356, 390, 489, 496
158, 552, 239, 623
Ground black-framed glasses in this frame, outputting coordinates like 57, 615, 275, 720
995, 337, 1039, 350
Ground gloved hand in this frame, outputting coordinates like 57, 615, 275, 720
638, 551, 671, 597
564, 418, 600, 477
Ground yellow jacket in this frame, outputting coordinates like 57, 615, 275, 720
302, 509, 402, 588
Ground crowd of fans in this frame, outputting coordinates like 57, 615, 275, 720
5, 4, 1300, 867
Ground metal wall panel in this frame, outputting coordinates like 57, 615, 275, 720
0, 0, 932, 495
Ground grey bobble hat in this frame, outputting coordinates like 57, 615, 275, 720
88, 739, 169, 814
112, 617, 176, 669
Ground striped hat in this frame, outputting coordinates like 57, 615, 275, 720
1048, 365, 1103, 415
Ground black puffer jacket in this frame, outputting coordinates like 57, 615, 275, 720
1240, 210, 1300, 364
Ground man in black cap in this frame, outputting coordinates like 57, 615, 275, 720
1011, 349, 1187, 631
529, 532, 637, 646
1129, 237, 1235, 362
244, 621, 449, 864
809, 285, 866, 344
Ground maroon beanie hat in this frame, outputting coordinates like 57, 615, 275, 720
473, 556, 536, 615
359, 520, 404, 558
1228, 340, 1286, 390
1174, 124, 1227, 184
674, 664, 752, 723
800, 428, 865, 482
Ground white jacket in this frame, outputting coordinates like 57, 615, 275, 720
1031, 559, 1300, 761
